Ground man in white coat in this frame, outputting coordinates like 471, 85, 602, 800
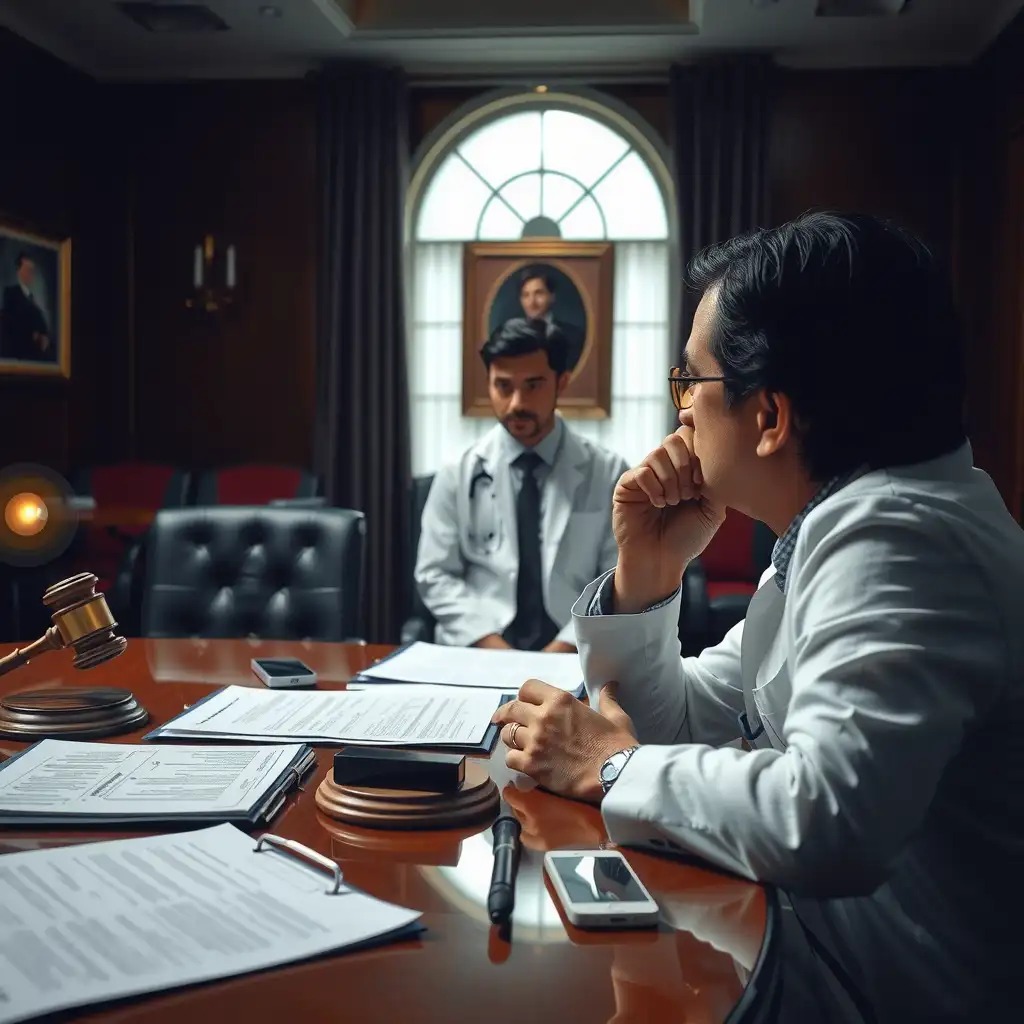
415, 317, 627, 652
493, 213, 1021, 1020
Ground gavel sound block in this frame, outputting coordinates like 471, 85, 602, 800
316, 752, 499, 831
0, 573, 147, 740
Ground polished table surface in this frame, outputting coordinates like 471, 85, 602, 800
0, 638, 770, 1024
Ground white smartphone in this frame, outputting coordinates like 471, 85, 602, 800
250, 658, 317, 689
543, 849, 660, 929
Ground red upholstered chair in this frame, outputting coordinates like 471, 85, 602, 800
195, 465, 319, 506
680, 511, 775, 652
66, 463, 190, 635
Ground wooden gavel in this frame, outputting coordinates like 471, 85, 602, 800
0, 573, 128, 678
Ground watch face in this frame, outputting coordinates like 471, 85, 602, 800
601, 752, 625, 784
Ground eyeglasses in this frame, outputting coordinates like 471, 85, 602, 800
668, 367, 729, 410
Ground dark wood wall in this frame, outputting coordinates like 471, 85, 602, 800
1, 24, 1020, 511
955, 13, 1024, 517
126, 82, 317, 470
0, 31, 132, 473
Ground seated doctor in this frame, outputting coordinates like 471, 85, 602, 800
415, 317, 627, 653
492, 212, 1021, 1020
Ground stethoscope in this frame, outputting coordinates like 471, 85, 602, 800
467, 466, 502, 556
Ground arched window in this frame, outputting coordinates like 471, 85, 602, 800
408, 95, 674, 475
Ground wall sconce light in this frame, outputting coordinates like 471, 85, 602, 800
186, 234, 237, 315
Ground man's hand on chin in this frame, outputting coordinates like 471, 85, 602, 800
491, 679, 637, 804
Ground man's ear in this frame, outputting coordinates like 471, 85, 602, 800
555, 371, 571, 395
755, 391, 792, 458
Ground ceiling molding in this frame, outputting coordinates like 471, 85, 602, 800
973, 0, 1024, 57
0, 4, 91, 74
1, 0, 1021, 81
309, 0, 356, 35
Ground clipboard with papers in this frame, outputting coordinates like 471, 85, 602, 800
0, 738, 316, 828
0, 823, 423, 1024
144, 683, 512, 754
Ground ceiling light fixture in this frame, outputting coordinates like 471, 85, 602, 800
258, 5, 282, 17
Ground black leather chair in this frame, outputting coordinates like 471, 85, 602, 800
401, 473, 437, 645
140, 506, 366, 641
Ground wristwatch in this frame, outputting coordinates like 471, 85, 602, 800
599, 746, 640, 795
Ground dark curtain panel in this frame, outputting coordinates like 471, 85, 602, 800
669, 58, 773, 358
314, 63, 412, 643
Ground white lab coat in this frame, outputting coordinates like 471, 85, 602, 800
417, 422, 628, 648
573, 443, 1022, 1020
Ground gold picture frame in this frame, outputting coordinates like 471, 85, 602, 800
462, 240, 614, 418
0, 220, 71, 379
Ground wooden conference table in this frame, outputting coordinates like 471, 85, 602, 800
0, 639, 775, 1024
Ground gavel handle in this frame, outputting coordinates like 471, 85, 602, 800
0, 629, 63, 678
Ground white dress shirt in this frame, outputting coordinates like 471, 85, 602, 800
573, 443, 1022, 1021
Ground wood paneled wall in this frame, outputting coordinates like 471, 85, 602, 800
0, 31, 131, 473
127, 81, 317, 470
955, 12, 1024, 517
2, 26, 1020, 506
0, 41, 318, 477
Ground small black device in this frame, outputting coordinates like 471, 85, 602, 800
332, 748, 466, 792
250, 658, 317, 689
487, 800, 522, 925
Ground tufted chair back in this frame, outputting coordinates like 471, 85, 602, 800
140, 506, 366, 641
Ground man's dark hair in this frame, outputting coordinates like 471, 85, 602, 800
686, 211, 967, 481
518, 265, 555, 293
480, 317, 568, 375
15, 253, 31, 269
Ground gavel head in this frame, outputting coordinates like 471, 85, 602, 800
42, 573, 128, 670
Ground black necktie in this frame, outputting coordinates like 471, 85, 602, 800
504, 451, 558, 651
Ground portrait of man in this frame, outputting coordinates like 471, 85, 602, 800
487, 263, 588, 373
464, 241, 613, 418
0, 225, 68, 376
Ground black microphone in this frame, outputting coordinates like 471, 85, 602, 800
487, 800, 522, 925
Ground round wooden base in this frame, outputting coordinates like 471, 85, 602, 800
0, 687, 149, 741
315, 758, 499, 831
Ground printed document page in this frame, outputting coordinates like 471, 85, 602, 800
150, 684, 502, 746
0, 823, 420, 1024
357, 641, 583, 692
0, 741, 304, 822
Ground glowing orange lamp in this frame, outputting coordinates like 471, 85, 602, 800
4, 492, 48, 538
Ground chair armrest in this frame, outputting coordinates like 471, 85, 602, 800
400, 616, 435, 645
678, 559, 710, 656
682, 559, 709, 631
108, 537, 147, 636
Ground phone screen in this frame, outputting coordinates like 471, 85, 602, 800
550, 854, 648, 904
255, 659, 313, 677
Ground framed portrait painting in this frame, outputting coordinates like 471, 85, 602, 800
0, 221, 71, 378
462, 241, 614, 418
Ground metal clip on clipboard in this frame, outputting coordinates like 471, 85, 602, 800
253, 833, 345, 895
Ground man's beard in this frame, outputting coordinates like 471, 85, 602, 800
503, 412, 542, 438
